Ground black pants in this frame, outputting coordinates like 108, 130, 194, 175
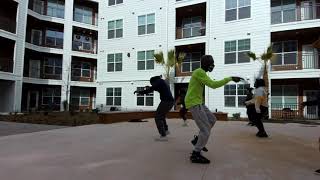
155, 101, 174, 136
253, 106, 268, 133
246, 105, 255, 123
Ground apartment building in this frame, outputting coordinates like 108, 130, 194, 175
0, 0, 319, 119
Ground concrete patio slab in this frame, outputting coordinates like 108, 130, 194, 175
0, 120, 319, 180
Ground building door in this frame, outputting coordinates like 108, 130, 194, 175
301, 1, 314, 20
31, 29, 42, 46
303, 90, 319, 119
302, 45, 318, 69
29, 60, 40, 78
27, 90, 39, 111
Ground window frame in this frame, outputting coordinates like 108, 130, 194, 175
107, 53, 123, 72
41, 87, 61, 105
72, 62, 91, 78
225, 0, 251, 22
138, 13, 156, 35
108, 19, 123, 39
137, 50, 155, 70
106, 87, 122, 106
43, 58, 62, 76
224, 83, 250, 107
136, 87, 154, 106
272, 40, 298, 66
224, 38, 251, 64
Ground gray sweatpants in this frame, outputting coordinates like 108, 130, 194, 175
189, 104, 217, 152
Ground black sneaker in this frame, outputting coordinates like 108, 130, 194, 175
315, 169, 320, 175
190, 151, 210, 164
191, 135, 208, 152
256, 131, 269, 138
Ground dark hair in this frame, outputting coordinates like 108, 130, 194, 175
150, 75, 161, 84
254, 79, 265, 88
200, 55, 214, 68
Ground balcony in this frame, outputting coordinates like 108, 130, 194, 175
176, 3, 206, 40
0, 0, 17, 34
0, 17, 16, 34
271, 52, 319, 71
29, 0, 65, 19
0, 37, 15, 73
271, 3, 320, 24
72, 27, 97, 54
73, 0, 98, 26
71, 57, 96, 82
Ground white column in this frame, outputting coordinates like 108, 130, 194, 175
61, 0, 74, 111
13, 0, 29, 112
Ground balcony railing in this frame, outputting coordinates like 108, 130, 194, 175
72, 41, 96, 54
0, 17, 16, 33
271, 3, 320, 24
271, 103, 319, 120
0, 58, 14, 73
271, 52, 319, 71
176, 27, 206, 39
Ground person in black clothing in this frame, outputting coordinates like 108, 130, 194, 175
134, 75, 174, 141
245, 87, 255, 126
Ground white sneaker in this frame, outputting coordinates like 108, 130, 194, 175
155, 136, 168, 142
166, 130, 170, 135
182, 122, 188, 127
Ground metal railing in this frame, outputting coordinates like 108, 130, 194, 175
0, 58, 14, 73
271, 103, 319, 120
0, 16, 16, 33
271, 3, 320, 24
176, 26, 206, 39
271, 52, 319, 70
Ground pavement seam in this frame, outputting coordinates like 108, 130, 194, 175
201, 165, 209, 180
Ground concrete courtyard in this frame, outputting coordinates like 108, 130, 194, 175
0, 119, 319, 180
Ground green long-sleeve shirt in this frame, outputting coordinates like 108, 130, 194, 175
185, 68, 232, 109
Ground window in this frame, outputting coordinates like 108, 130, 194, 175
136, 87, 153, 106
47, 0, 64, 18
181, 52, 201, 72
71, 89, 91, 106
74, 5, 93, 25
108, 19, 123, 39
272, 41, 297, 65
73, 35, 92, 51
31, 29, 42, 46
182, 17, 204, 38
45, 30, 63, 48
271, 85, 298, 108
33, 0, 44, 14
225, 0, 251, 21
137, 50, 154, 70
108, 0, 123, 6
107, 53, 122, 72
106, 88, 122, 106
224, 84, 250, 107
138, 13, 155, 35
225, 39, 250, 64
72, 62, 91, 78
42, 87, 61, 105
44, 58, 62, 76
271, 0, 296, 24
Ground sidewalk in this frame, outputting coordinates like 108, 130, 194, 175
0, 120, 319, 180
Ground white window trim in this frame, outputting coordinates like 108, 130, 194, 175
137, 50, 155, 71
224, 39, 251, 64
225, 0, 251, 21
46, 0, 65, 18
43, 58, 62, 76
108, 19, 123, 39
72, 62, 91, 78
107, 53, 123, 72
41, 88, 60, 105
224, 83, 249, 108
106, 87, 122, 106
136, 87, 154, 107
271, 85, 298, 109
181, 52, 201, 72
181, 16, 204, 38
272, 41, 298, 66
138, 13, 156, 35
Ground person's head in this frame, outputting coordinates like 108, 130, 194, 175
254, 79, 265, 88
201, 55, 215, 72
150, 75, 161, 85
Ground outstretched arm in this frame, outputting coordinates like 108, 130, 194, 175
194, 70, 232, 89
134, 86, 155, 95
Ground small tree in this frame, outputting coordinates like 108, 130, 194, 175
154, 49, 186, 84
247, 45, 276, 94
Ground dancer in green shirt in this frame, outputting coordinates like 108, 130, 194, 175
185, 55, 242, 164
